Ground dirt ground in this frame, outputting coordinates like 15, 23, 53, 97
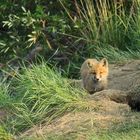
20, 60, 140, 139
108, 60, 140, 90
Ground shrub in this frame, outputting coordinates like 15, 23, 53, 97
0, 0, 73, 62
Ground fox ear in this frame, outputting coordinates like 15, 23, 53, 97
100, 58, 108, 67
87, 61, 93, 68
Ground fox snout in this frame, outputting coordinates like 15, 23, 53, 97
94, 77, 100, 82
91, 74, 101, 83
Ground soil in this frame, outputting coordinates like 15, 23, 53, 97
108, 60, 140, 90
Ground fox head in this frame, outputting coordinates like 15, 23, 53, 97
87, 58, 109, 82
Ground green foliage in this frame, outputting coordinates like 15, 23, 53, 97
56, 0, 140, 78
60, 0, 140, 49
88, 45, 140, 62
1, 0, 140, 79
0, 126, 13, 140
0, 79, 12, 108
2, 63, 96, 133
0, 0, 72, 62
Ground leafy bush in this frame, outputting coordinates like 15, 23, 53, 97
0, 0, 73, 62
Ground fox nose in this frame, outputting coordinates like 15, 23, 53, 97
93, 76, 100, 82
96, 78, 99, 81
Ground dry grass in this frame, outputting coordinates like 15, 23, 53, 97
20, 97, 131, 139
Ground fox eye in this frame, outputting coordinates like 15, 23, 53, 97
91, 72, 96, 75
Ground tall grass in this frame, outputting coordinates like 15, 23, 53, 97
0, 80, 15, 139
0, 79, 12, 108
88, 45, 140, 62
59, 0, 140, 51
2, 63, 99, 133
0, 126, 13, 140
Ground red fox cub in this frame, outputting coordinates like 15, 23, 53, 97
80, 58, 109, 94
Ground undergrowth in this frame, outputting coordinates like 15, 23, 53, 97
0, 62, 100, 134
0, 61, 140, 139
57, 0, 140, 78
60, 0, 140, 50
